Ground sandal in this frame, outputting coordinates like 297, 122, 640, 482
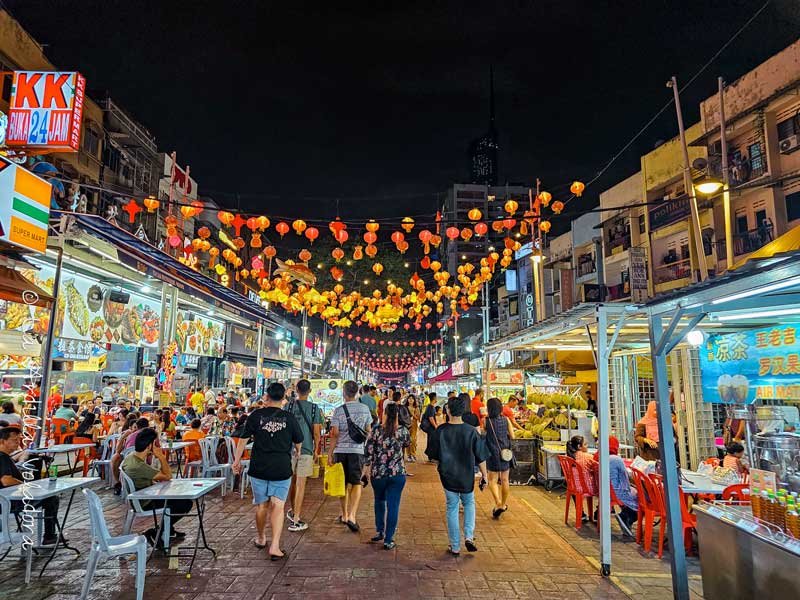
447, 546, 460, 556
253, 538, 267, 549
269, 550, 286, 561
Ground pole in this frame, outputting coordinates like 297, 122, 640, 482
669, 76, 708, 282
482, 280, 490, 399
719, 76, 734, 270
597, 308, 612, 575
36, 244, 64, 446
300, 310, 308, 377
255, 323, 263, 395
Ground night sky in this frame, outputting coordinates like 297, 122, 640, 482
7, 1, 800, 222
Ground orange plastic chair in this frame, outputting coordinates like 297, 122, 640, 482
721, 484, 751, 503
50, 418, 74, 445
72, 436, 97, 476
558, 455, 595, 530
100, 414, 114, 434
632, 469, 666, 555
703, 457, 720, 467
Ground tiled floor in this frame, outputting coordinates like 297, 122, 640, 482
0, 446, 703, 599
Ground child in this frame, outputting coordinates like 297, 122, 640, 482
722, 442, 747, 477
434, 405, 446, 426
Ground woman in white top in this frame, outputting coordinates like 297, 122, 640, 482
1, 402, 23, 428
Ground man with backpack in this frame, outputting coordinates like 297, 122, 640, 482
328, 380, 372, 532
285, 379, 324, 532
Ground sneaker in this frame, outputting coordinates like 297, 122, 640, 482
383, 541, 396, 550
286, 509, 295, 524
370, 533, 384, 542
288, 520, 309, 532
464, 539, 478, 552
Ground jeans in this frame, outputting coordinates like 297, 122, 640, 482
12, 496, 59, 537
444, 490, 475, 551
372, 475, 406, 543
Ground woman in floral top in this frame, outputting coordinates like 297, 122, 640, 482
363, 403, 410, 550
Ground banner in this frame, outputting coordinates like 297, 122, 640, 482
227, 324, 258, 356
483, 369, 524, 385
629, 246, 648, 303
699, 324, 800, 404
175, 310, 224, 357
307, 378, 344, 414
0, 157, 52, 253
560, 268, 574, 311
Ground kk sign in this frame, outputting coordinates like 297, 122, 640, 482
699, 324, 800, 404
0, 156, 52, 253
6, 71, 86, 152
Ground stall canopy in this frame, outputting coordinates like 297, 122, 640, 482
427, 366, 453, 383
0, 263, 53, 307
732, 225, 800, 270
53, 211, 272, 325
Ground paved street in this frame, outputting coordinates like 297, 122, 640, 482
0, 446, 703, 600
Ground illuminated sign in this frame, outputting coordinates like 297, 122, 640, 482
0, 157, 52, 253
6, 71, 86, 152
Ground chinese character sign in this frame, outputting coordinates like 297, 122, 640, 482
699, 325, 800, 404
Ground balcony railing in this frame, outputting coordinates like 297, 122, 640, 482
654, 256, 692, 285
606, 233, 631, 256
576, 259, 596, 278
716, 226, 774, 259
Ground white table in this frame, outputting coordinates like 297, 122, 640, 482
33, 443, 96, 477
164, 441, 195, 477
679, 470, 731, 496
127, 478, 224, 573
0, 476, 100, 579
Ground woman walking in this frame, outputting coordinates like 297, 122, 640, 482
363, 403, 410, 549
484, 397, 514, 518
405, 395, 420, 462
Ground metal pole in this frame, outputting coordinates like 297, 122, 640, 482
255, 323, 263, 395
36, 244, 64, 447
300, 310, 308, 377
719, 76, 734, 270
669, 76, 708, 282
482, 280, 490, 398
597, 308, 612, 575
649, 313, 690, 599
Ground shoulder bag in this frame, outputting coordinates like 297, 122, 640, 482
488, 417, 514, 462
342, 403, 368, 444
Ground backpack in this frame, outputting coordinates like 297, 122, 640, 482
342, 404, 368, 444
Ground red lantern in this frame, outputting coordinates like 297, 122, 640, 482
474, 222, 488, 236
502, 218, 516, 231
332, 247, 345, 261
335, 229, 349, 244
305, 227, 319, 244
231, 214, 247, 236
552, 201, 565, 214
329, 218, 347, 238
275, 222, 290, 237
246, 217, 259, 231
445, 226, 460, 240
363, 231, 377, 245
391, 231, 405, 245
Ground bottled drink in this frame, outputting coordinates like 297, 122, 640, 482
48, 464, 58, 482
764, 491, 776, 525
751, 487, 761, 519
777, 496, 788, 531
787, 503, 800, 539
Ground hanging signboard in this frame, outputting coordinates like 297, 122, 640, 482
175, 310, 225, 357
560, 268, 574, 311
629, 246, 648, 303
6, 71, 86, 152
52, 337, 94, 361
227, 324, 258, 356
307, 378, 343, 414
648, 196, 690, 231
699, 325, 800, 404
264, 337, 292, 362
451, 359, 470, 376
0, 157, 52, 253
483, 369, 524, 385
55, 271, 161, 348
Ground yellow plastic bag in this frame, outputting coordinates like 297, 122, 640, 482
323, 461, 346, 497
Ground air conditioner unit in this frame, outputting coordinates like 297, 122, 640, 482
780, 135, 800, 155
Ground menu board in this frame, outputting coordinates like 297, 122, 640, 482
264, 337, 292, 362
700, 325, 800, 404
227, 324, 259, 356
55, 271, 161, 348
175, 310, 225, 357
484, 369, 524, 385
307, 378, 343, 414
1, 266, 55, 336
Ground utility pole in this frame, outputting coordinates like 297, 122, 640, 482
300, 310, 308, 376
531, 184, 544, 321
669, 76, 708, 282
719, 76, 734, 269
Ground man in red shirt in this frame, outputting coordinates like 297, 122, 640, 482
501, 396, 524, 431
46, 385, 62, 416
470, 389, 486, 425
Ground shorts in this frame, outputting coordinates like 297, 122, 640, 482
249, 476, 291, 505
292, 453, 314, 478
334, 452, 365, 486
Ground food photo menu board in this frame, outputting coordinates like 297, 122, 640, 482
175, 310, 225, 358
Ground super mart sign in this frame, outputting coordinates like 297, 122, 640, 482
6, 71, 86, 152
0, 157, 52, 253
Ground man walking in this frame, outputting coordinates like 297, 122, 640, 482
327, 380, 372, 532
427, 394, 488, 556
233, 383, 303, 560
359, 385, 377, 424
285, 379, 323, 532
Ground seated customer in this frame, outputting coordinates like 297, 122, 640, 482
0, 427, 60, 546
121, 427, 190, 545
182, 419, 205, 464
594, 435, 638, 536
722, 442, 747, 477
54, 400, 78, 421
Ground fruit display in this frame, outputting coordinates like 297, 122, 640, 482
522, 406, 580, 440
526, 391, 588, 410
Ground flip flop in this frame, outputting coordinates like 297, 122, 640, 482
269, 550, 286, 561
253, 538, 267, 549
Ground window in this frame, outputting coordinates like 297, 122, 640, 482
82, 127, 99, 157
638, 214, 645, 234
749, 142, 765, 178
786, 191, 800, 222
778, 114, 799, 140
104, 145, 121, 173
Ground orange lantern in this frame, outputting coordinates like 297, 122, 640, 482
332, 247, 345, 262
537, 191, 552, 206
180, 205, 196, 219
445, 226, 459, 241
335, 229, 349, 244
372, 263, 384, 276
195, 226, 210, 239
293, 219, 307, 235
275, 222, 290, 237
492, 220, 504, 233
430, 260, 442, 272
552, 201, 565, 214
330, 266, 344, 281
264, 246, 277, 259
305, 226, 319, 244
502, 218, 517, 230
401, 217, 415, 233
256, 215, 270, 230
474, 222, 488, 236
460, 228, 473, 241
298, 249, 312, 262
397, 240, 409, 254
250, 233, 262, 248
570, 181, 585, 197
217, 211, 234, 226
246, 217, 259, 231
363, 231, 377, 245
143, 197, 160, 212
365, 220, 380, 233
504, 199, 519, 215
365, 244, 378, 258
353, 245, 364, 260
467, 207, 482, 222
539, 220, 552, 233
191, 238, 202, 251
391, 231, 405, 245
208, 246, 219, 267
419, 229, 433, 253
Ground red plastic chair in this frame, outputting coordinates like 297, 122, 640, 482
650, 474, 698, 557
558, 455, 595, 530
722, 484, 751, 503
50, 418, 74, 445
72, 436, 97, 476
100, 414, 114, 434
588, 461, 626, 532
632, 468, 666, 555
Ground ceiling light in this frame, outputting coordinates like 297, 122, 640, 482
716, 307, 800, 321
685, 329, 705, 346
711, 275, 800, 305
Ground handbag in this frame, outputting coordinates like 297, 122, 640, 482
342, 404, 368, 444
488, 417, 514, 463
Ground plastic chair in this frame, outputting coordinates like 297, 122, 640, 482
224, 437, 250, 498
587, 461, 626, 533
90, 434, 120, 487
631, 468, 666, 555
721, 484, 751, 503
50, 418, 74, 445
703, 457, 720, 467
557, 455, 595, 530
198, 438, 230, 495
100, 415, 114, 434
0, 495, 33, 583
119, 469, 171, 548
677, 488, 698, 555
72, 436, 97, 476
81, 488, 146, 600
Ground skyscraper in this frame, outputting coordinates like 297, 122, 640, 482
468, 67, 499, 185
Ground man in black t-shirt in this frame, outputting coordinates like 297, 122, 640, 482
233, 382, 303, 560
0, 427, 60, 546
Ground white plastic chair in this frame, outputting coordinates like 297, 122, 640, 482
224, 437, 250, 498
0, 495, 33, 583
198, 438, 231, 495
119, 469, 171, 548
81, 488, 146, 600
90, 434, 120, 487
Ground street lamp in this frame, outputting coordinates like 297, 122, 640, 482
694, 176, 723, 196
